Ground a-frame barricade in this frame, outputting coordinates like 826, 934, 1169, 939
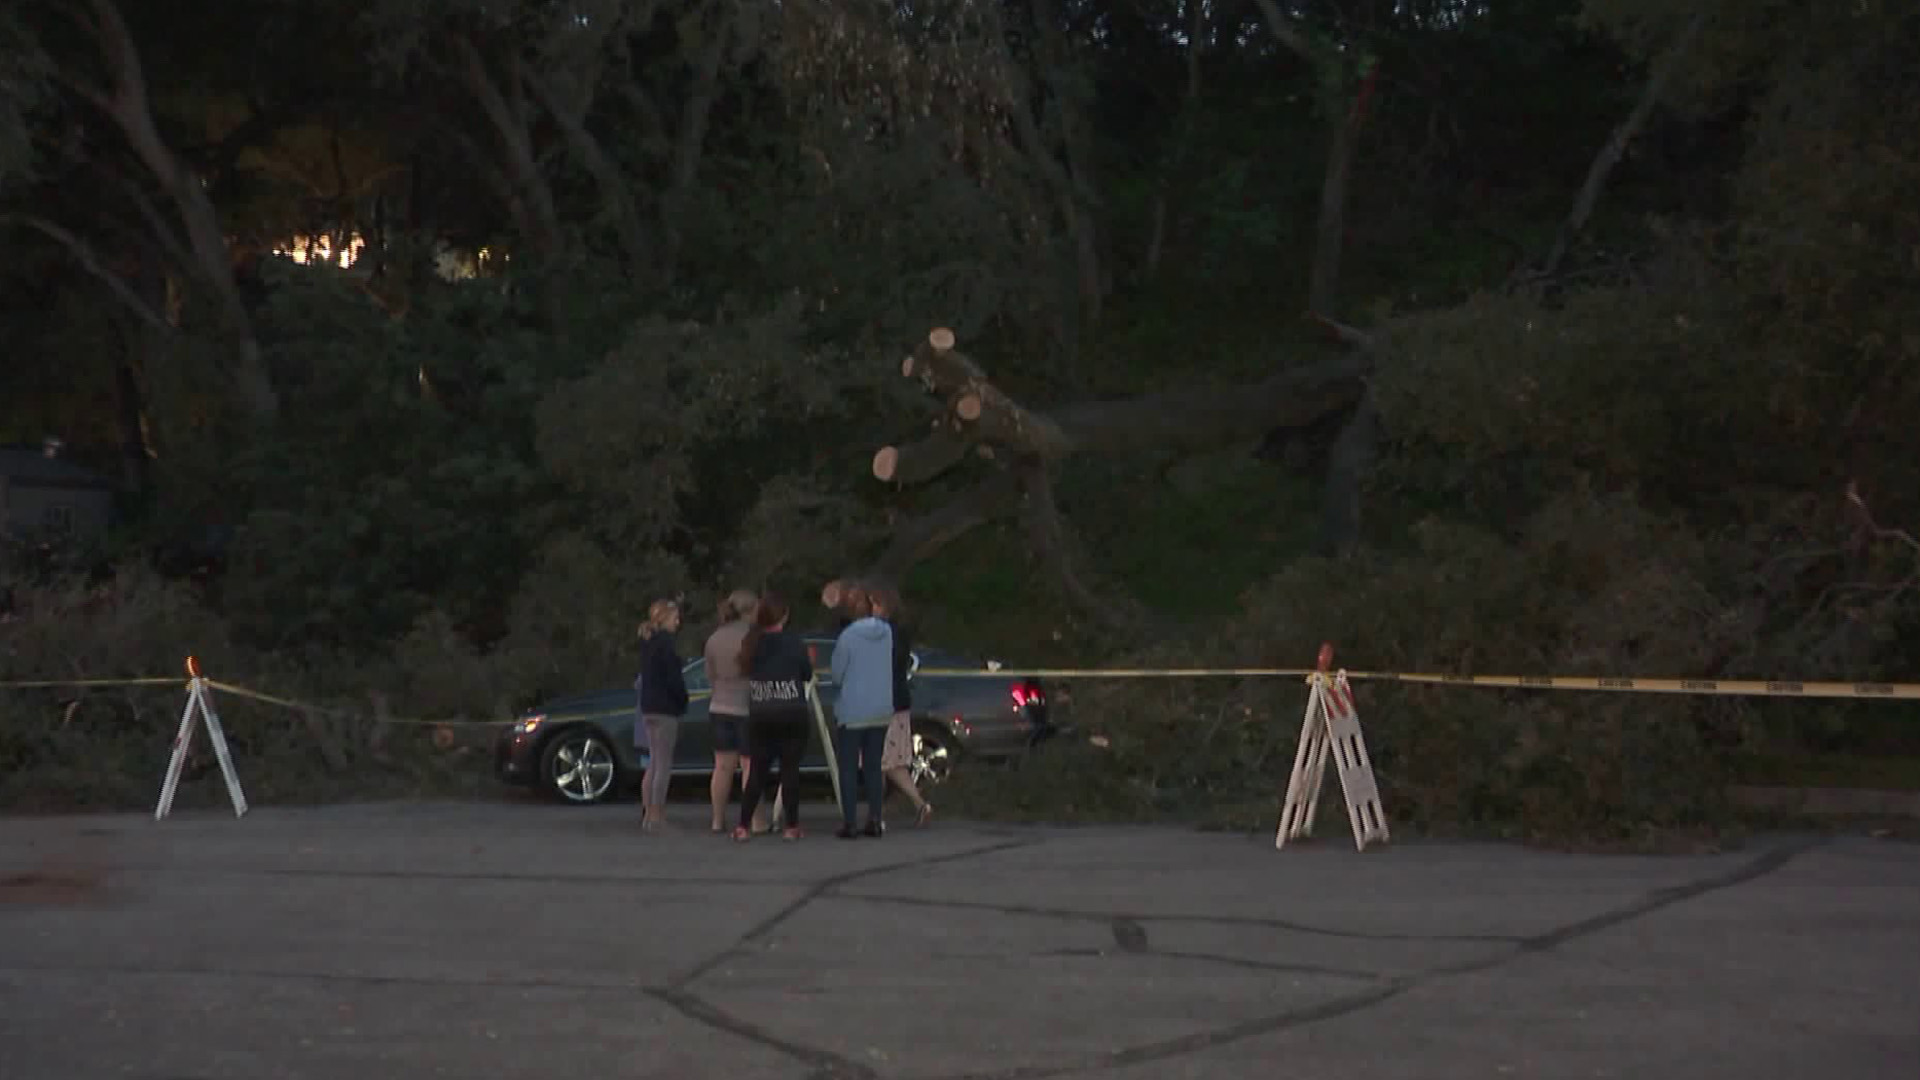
1276, 645, 1389, 852
154, 657, 249, 821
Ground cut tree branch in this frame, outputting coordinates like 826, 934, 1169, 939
868, 326, 1371, 595
872, 428, 972, 486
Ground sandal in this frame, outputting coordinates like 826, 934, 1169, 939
782, 826, 805, 841
731, 826, 751, 843
916, 803, 934, 828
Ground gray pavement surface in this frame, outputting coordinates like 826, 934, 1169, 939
1, 798, 1916, 1080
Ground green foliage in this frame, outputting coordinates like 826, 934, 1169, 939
6, 0, 1920, 840
944, 490, 1754, 843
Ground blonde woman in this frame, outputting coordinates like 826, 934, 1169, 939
703, 588, 759, 833
636, 598, 688, 832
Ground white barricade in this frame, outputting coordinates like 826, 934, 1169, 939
154, 658, 248, 821
1276, 663, 1389, 852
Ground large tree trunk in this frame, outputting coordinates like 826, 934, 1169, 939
1144, 0, 1209, 281
1519, 10, 1710, 288
454, 37, 562, 266
1249, 0, 1384, 556
64, 0, 278, 422
519, 60, 653, 277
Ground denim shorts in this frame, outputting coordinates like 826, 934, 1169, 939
711, 713, 747, 753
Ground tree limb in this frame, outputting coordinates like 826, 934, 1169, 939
519, 58, 652, 274
2, 213, 171, 333
902, 330, 1075, 459
453, 35, 562, 262
1523, 10, 1709, 286
870, 472, 1023, 583
76, 0, 277, 420
870, 327, 1371, 582
1019, 463, 1141, 632
873, 428, 973, 486
670, 0, 733, 200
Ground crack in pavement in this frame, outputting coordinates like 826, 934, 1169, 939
927, 835, 1830, 1080
647, 987, 880, 1080
653, 834, 1046, 1080
828, 891, 1524, 944
1037, 946, 1383, 983
664, 835, 1042, 991
0, 862, 785, 890
0, 960, 647, 993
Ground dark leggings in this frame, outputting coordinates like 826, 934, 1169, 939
740, 720, 807, 830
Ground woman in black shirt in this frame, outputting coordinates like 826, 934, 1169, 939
734, 592, 814, 841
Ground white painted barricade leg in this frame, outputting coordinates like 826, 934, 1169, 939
1275, 677, 1333, 846
155, 677, 249, 821
1276, 671, 1388, 852
807, 675, 843, 821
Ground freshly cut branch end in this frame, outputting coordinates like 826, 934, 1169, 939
928, 327, 956, 353
873, 446, 900, 482
955, 394, 983, 421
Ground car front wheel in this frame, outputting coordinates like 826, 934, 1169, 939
909, 725, 957, 787
540, 729, 620, 804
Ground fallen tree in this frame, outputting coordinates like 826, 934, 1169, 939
863, 327, 1371, 625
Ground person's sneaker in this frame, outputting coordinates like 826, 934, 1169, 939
782, 826, 805, 841
862, 821, 885, 838
835, 824, 859, 840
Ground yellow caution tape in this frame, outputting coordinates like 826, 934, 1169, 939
916, 667, 1920, 700
209, 680, 712, 727
0, 677, 185, 688
1352, 671, 1920, 699
11, 662, 1915, 726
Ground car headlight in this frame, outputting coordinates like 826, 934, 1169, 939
518, 714, 545, 734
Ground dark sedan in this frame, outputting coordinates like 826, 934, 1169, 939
494, 634, 1063, 804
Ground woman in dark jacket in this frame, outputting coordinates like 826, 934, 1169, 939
636, 598, 689, 832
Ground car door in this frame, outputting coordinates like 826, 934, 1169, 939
674, 658, 713, 771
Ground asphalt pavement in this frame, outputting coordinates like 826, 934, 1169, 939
2, 797, 1916, 1080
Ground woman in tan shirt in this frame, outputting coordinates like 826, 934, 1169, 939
703, 588, 759, 833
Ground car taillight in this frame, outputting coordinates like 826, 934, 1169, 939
1011, 683, 1046, 709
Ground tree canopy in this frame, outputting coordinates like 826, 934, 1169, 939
4, 0, 1918, 828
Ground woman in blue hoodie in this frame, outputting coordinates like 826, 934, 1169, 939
829, 585, 895, 838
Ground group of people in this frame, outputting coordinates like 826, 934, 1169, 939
630, 580, 934, 841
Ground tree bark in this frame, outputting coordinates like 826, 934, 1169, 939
520, 59, 652, 275
1306, 59, 1378, 316
3, 214, 170, 332
1018, 463, 1143, 632
63, 0, 278, 422
1524, 10, 1709, 286
1144, 0, 1209, 280
453, 36, 562, 264
870, 471, 1023, 584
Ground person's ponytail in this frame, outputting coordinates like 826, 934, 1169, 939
738, 590, 790, 671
